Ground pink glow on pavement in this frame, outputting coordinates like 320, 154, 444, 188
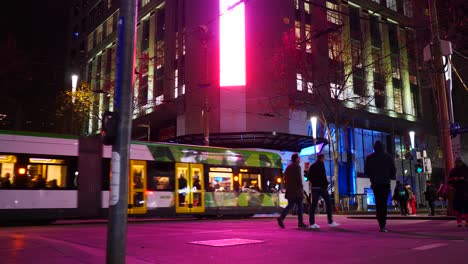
219, 0, 246, 87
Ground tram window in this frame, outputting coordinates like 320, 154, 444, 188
147, 162, 174, 191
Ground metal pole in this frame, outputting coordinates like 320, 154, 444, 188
428, 0, 454, 182
106, 0, 138, 263
428, 0, 454, 215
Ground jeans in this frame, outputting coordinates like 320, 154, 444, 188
280, 197, 304, 224
398, 198, 408, 215
372, 184, 390, 229
309, 187, 333, 225
428, 200, 435, 215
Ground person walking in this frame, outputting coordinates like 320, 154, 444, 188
393, 181, 409, 216
424, 181, 437, 216
307, 154, 340, 229
448, 157, 468, 227
364, 141, 396, 232
277, 153, 308, 229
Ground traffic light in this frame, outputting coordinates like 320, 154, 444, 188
101, 111, 118, 145
415, 158, 424, 173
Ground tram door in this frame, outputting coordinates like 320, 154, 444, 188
128, 160, 147, 215
175, 163, 205, 213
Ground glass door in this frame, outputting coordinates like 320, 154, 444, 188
175, 163, 205, 214
128, 160, 147, 214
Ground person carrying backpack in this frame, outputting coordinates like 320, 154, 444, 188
393, 181, 409, 216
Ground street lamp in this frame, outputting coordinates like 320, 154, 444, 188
409, 131, 415, 150
310, 116, 318, 160
71, 74, 78, 103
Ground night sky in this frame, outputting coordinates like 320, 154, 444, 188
1, 1, 70, 132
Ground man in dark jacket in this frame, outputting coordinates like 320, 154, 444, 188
307, 154, 340, 229
424, 181, 437, 216
365, 141, 396, 232
393, 181, 409, 216
277, 153, 307, 228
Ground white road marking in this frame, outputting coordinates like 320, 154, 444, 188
412, 243, 447, 251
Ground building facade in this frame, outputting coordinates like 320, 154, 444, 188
67, 0, 447, 201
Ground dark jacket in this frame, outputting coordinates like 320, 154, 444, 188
364, 146, 395, 187
308, 160, 328, 190
448, 164, 468, 201
284, 162, 303, 200
393, 183, 408, 200
424, 184, 437, 201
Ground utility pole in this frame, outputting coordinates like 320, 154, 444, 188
428, 0, 454, 214
106, 0, 138, 263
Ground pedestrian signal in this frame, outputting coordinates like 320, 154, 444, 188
415, 158, 424, 173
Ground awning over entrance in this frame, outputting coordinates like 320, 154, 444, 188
164, 131, 328, 152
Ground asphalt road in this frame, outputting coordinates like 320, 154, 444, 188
0, 214, 467, 264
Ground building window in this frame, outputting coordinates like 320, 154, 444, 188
305, 24, 311, 53
328, 33, 342, 61
330, 83, 344, 100
307, 82, 313, 94
326, 1, 342, 25
388, 23, 399, 52
370, 15, 381, 47
97, 25, 103, 44
296, 73, 303, 91
393, 81, 403, 113
141, 19, 150, 52
391, 54, 401, 79
87, 33, 94, 52
386, 0, 397, 11
295, 20, 301, 49
106, 17, 113, 37
403, 1, 413, 17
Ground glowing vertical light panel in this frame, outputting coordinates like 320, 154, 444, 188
220, 0, 246, 87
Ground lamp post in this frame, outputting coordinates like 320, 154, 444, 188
71, 75, 78, 134
409, 131, 415, 150
71, 75, 78, 103
311, 116, 318, 160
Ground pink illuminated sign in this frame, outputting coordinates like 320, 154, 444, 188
219, 0, 246, 87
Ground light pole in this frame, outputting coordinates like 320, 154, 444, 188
310, 116, 318, 160
409, 131, 415, 150
71, 75, 78, 103
71, 75, 78, 134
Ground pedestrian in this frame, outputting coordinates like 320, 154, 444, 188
0, 173, 12, 188
307, 153, 340, 229
424, 180, 437, 216
405, 184, 417, 215
277, 153, 308, 228
364, 141, 396, 232
393, 181, 409, 216
448, 157, 468, 227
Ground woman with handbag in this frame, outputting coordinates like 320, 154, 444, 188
448, 157, 468, 227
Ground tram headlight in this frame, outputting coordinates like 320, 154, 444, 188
234, 176, 239, 181
276, 177, 282, 184
18, 168, 26, 175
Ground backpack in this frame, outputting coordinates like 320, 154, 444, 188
396, 185, 407, 199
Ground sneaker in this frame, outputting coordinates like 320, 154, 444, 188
298, 223, 308, 228
379, 227, 388, 233
309, 223, 320, 229
328, 221, 340, 227
277, 217, 285, 229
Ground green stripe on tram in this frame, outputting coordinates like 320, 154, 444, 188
142, 143, 282, 168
